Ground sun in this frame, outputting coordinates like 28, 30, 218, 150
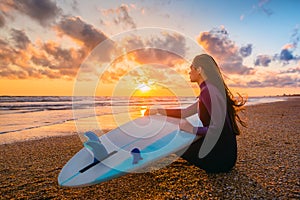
137, 83, 151, 93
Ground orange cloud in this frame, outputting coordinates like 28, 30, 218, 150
0, 34, 86, 80
282, 43, 294, 50
75, 30, 191, 87
97, 51, 190, 93
0, 15, 114, 81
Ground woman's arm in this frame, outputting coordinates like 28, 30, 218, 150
179, 119, 208, 136
181, 100, 199, 118
146, 100, 199, 118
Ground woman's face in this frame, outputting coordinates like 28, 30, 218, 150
189, 65, 202, 83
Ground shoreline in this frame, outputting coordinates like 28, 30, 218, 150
0, 99, 299, 199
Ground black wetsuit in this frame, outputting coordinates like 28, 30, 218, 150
179, 81, 237, 173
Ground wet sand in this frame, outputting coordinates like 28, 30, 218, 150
0, 98, 299, 199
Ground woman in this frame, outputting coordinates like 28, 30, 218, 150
147, 54, 246, 173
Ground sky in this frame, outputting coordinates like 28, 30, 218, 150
0, 0, 299, 97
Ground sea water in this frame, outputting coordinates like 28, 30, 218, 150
0, 96, 194, 144
0, 96, 286, 144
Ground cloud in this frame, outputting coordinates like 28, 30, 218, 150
291, 26, 300, 49
240, 0, 273, 21
0, 39, 16, 68
41, 41, 85, 73
122, 32, 188, 69
255, 26, 300, 66
239, 44, 252, 57
96, 32, 189, 85
276, 27, 300, 63
0, 38, 43, 79
71, 0, 79, 12
197, 26, 254, 75
146, 32, 187, 56
129, 65, 186, 88
254, 55, 272, 67
10, 28, 31, 49
257, 0, 273, 16
56, 17, 115, 68
0, 67, 28, 79
0, 15, 116, 80
0, 13, 5, 27
261, 75, 298, 87
0, 0, 61, 26
279, 49, 294, 62
280, 66, 300, 74
240, 73, 299, 88
246, 80, 262, 87
272, 46, 299, 64
100, 4, 137, 29
56, 16, 108, 50
114, 4, 136, 29
110, 63, 189, 92
0, 34, 87, 79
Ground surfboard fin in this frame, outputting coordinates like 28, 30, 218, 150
131, 148, 143, 165
83, 131, 109, 161
84, 131, 101, 143
84, 141, 109, 161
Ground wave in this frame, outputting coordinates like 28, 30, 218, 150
0, 96, 194, 136
0, 96, 194, 114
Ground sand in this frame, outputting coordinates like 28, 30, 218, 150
0, 98, 299, 199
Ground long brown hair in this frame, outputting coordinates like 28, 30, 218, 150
192, 54, 247, 135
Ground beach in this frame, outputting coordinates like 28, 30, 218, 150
0, 98, 299, 199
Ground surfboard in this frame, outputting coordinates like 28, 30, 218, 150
58, 114, 202, 187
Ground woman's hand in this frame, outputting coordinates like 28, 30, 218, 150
144, 108, 158, 116
144, 107, 167, 116
179, 119, 196, 134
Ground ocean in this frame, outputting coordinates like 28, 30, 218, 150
0, 96, 286, 144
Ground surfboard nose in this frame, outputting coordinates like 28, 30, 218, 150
58, 167, 95, 187
58, 171, 79, 187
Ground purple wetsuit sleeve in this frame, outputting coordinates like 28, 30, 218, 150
195, 82, 212, 136
195, 82, 233, 136
194, 126, 209, 136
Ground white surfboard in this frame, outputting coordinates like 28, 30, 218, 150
58, 114, 202, 187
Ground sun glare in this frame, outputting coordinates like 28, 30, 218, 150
137, 83, 151, 92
